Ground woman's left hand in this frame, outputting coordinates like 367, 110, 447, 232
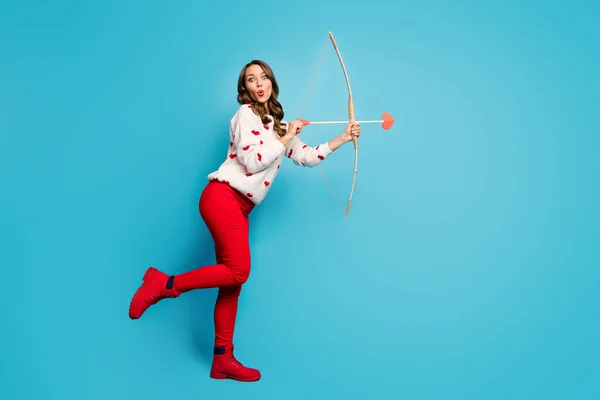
342, 122, 361, 143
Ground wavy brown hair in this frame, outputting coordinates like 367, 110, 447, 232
237, 60, 288, 137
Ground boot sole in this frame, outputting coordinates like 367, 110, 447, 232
210, 371, 261, 382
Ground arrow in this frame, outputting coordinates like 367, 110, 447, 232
299, 112, 395, 130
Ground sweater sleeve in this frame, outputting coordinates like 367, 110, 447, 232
284, 136, 333, 167
231, 108, 286, 174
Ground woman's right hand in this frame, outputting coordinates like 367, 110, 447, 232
278, 120, 304, 147
286, 120, 304, 137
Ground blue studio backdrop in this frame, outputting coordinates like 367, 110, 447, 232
1, 1, 599, 399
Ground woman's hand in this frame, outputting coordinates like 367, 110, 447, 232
326, 123, 361, 152
278, 120, 304, 146
286, 120, 304, 137
341, 122, 360, 143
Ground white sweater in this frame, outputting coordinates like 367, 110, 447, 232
207, 104, 333, 204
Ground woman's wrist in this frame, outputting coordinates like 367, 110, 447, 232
328, 134, 350, 151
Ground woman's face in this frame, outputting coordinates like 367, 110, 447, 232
244, 64, 272, 104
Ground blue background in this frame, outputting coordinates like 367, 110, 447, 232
1, 1, 599, 399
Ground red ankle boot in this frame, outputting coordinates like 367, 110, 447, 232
129, 267, 179, 319
210, 345, 261, 382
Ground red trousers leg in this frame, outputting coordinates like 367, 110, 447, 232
214, 285, 242, 348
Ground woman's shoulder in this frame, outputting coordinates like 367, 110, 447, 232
231, 104, 267, 136
232, 103, 261, 124
234, 103, 257, 117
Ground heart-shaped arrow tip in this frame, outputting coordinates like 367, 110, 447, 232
381, 112, 395, 130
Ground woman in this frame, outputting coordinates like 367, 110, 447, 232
128, 60, 360, 382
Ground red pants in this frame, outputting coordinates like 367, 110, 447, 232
173, 181, 255, 347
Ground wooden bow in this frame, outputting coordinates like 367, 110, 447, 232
329, 32, 358, 219
296, 31, 359, 219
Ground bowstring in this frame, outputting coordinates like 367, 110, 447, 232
296, 37, 345, 214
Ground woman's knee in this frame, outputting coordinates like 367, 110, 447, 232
232, 263, 250, 285
217, 284, 242, 299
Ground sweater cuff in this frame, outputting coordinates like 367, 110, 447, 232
273, 138, 286, 154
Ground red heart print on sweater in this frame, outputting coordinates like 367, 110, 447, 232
247, 193, 253, 197
229, 154, 237, 159
264, 125, 269, 130
264, 181, 270, 187
288, 149, 293, 157
251, 130, 260, 136
257, 153, 262, 161
243, 145, 250, 151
